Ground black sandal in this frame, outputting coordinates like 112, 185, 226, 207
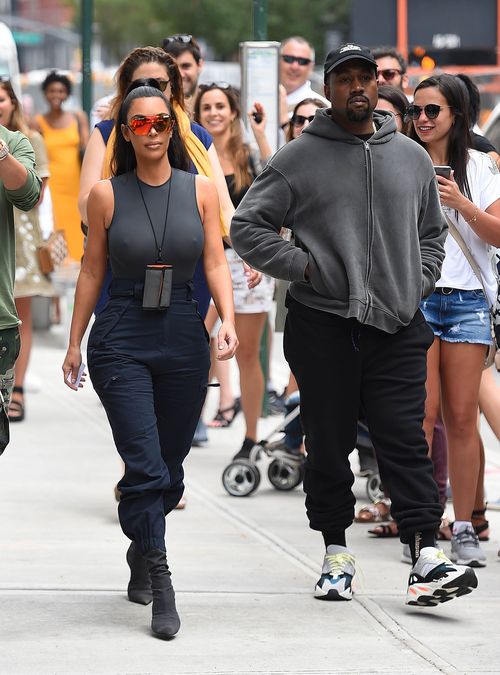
207, 398, 241, 428
447, 509, 490, 542
8, 386, 25, 423
471, 505, 490, 541
368, 521, 399, 538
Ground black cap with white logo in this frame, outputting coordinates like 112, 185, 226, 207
324, 44, 377, 79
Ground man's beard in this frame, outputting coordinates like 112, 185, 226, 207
346, 107, 371, 122
184, 80, 198, 98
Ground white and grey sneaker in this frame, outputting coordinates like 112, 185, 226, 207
450, 526, 487, 567
406, 547, 478, 607
314, 545, 355, 601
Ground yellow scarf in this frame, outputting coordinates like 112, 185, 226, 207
102, 104, 227, 235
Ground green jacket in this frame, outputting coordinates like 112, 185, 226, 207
0, 125, 42, 329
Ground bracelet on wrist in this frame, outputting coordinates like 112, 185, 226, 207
0, 140, 10, 161
465, 205, 479, 224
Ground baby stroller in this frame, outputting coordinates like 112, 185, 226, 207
356, 419, 384, 503
222, 405, 305, 497
221, 399, 384, 501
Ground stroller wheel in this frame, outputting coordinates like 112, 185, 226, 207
222, 461, 261, 497
267, 458, 304, 491
366, 472, 384, 502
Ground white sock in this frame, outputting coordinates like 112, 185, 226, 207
453, 520, 472, 535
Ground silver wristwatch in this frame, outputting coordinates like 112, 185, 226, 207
0, 140, 10, 161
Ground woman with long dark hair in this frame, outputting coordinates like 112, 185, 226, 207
62, 84, 237, 639
409, 73, 500, 567
78, 47, 244, 319
194, 83, 273, 458
356, 84, 450, 544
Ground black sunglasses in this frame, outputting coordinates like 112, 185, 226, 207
136, 77, 170, 92
378, 68, 402, 81
406, 104, 453, 120
292, 114, 315, 127
155, 79, 170, 92
281, 54, 312, 67
163, 34, 192, 45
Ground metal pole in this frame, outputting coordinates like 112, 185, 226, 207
253, 0, 268, 41
396, 0, 408, 62
252, 0, 270, 415
81, 0, 93, 117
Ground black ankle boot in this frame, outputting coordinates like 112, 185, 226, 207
126, 542, 152, 605
143, 548, 180, 639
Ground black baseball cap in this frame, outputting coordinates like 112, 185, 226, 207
324, 44, 377, 79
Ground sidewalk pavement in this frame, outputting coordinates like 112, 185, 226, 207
1, 317, 500, 675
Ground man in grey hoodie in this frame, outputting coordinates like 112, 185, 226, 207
231, 44, 478, 606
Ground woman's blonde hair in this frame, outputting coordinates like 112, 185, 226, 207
0, 80, 30, 135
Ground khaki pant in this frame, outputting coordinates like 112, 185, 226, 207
0, 327, 20, 455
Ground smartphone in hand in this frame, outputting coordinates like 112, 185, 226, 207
434, 165, 452, 179
66, 362, 86, 390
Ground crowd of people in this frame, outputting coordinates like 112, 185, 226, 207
1, 32, 500, 640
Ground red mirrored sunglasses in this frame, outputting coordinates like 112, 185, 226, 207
127, 113, 174, 135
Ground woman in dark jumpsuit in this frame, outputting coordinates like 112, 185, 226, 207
62, 84, 237, 639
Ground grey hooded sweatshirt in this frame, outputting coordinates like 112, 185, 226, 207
231, 109, 447, 334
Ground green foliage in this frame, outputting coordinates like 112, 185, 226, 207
90, 0, 351, 62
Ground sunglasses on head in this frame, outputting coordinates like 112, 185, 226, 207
133, 77, 170, 93
199, 81, 232, 92
154, 78, 170, 92
281, 54, 312, 66
163, 34, 192, 45
292, 114, 315, 127
127, 113, 174, 135
406, 104, 453, 120
378, 68, 402, 81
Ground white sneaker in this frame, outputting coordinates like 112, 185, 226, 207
450, 526, 487, 567
406, 547, 478, 607
314, 545, 355, 601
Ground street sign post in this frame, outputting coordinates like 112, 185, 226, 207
81, 0, 93, 117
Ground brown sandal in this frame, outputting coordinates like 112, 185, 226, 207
437, 513, 452, 541
354, 498, 391, 523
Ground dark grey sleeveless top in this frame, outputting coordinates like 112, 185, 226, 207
108, 169, 204, 282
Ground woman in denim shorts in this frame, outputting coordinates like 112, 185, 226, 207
409, 74, 500, 568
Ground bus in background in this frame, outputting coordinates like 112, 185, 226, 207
0, 22, 21, 98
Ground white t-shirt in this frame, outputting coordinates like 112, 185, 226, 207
438, 149, 500, 307
286, 80, 329, 114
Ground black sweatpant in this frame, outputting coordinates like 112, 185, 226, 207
283, 295, 442, 544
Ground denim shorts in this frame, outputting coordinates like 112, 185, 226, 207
420, 288, 492, 345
